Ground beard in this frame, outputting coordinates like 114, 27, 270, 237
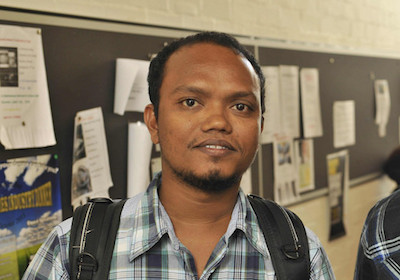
171, 167, 241, 193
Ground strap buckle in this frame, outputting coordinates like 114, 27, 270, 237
76, 252, 98, 279
282, 243, 303, 260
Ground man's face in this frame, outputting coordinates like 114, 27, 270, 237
146, 42, 262, 191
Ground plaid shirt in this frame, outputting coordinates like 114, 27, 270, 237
23, 174, 334, 279
355, 189, 400, 279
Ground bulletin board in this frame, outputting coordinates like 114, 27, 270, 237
1, 7, 399, 218
0, 9, 180, 218
256, 48, 400, 200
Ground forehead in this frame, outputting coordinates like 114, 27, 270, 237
166, 42, 246, 69
163, 42, 260, 90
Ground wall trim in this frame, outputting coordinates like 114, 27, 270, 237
2, 6, 400, 59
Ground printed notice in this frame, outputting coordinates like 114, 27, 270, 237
273, 134, 299, 205
279, 65, 300, 138
327, 150, 348, 240
294, 139, 315, 193
114, 58, 150, 115
0, 24, 56, 150
127, 122, 152, 198
300, 68, 323, 138
333, 100, 355, 148
374, 79, 391, 137
71, 107, 113, 208
261, 66, 281, 144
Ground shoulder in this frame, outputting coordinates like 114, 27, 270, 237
23, 193, 145, 279
356, 191, 400, 278
304, 226, 322, 250
359, 190, 400, 256
22, 218, 72, 279
246, 196, 335, 279
120, 192, 145, 218
304, 226, 336, 279
362, 190, 400, 243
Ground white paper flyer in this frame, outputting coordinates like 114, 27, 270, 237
300, 68, 323, 138
333, 100, 356, 148
279, 65, 300, 138
0, 24, 56, 150
71, 107, 113, 208
260, 66, 281, 144
294, 138, 315, 193
127, 121, 153, 198
374, 79, 391, 137
273, 134, 299, 205
113, 58, 150, 115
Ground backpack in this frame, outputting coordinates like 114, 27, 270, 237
69, 195, 310, 280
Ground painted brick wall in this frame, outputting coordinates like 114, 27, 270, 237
1, 0, 400, 54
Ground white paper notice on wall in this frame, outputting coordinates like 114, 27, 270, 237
127, 121, 153, 198
113, 58, 150, 115
273, 134, 300, 205
374, 79, 391, 137
300, 68, 323, 138
279, 65, 300, 138
260, 66, 281, 144
333, 100, 356, 148
0, 24, 56, 150
71, 107, 113, 209
294, 138, 315, 193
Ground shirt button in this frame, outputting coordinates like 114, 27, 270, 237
174, 244, 179, 251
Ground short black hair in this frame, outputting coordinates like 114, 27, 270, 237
383, 146, 400, 185
147, 31, 265, 118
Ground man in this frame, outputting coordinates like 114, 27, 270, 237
23, 31, 334, 279
354, 147, 400, 279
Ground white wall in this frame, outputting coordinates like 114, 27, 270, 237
1, 1, 399, 278
2, 0, 400, 55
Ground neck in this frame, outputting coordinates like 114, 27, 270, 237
159, 173, 240, 224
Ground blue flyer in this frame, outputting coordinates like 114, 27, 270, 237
0, 154, 62, 279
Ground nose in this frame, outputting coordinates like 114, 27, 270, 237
200, 107, 233, 134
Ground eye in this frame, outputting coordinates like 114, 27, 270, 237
183, 98, 197, 107
234, 103, 248, 111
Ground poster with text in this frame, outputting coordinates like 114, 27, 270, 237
374, 79, 391, 137
333, 100, 355, 148
279, 65, 300, 138
273, 134, 299, 205
327, 150, 348, 240
0, 154, 62, 279
300, 68, 323, 138
71, 107, 113, 208
0, 24, 56, 150
260, 66, 281, 143
294, 139, 315, 193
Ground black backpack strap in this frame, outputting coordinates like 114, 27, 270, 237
69, 197, 127, 280
248, 194, 310, 280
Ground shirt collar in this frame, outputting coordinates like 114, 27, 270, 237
227, 190, 268, 257
129, 173, 168, 261
130, 173, 268, 261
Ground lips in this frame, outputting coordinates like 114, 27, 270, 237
193, 139, 236, 151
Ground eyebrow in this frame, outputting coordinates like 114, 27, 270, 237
172, 85, 258, 100
172, 85, 207, 95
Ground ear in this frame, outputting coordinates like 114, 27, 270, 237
144, 104, 159, 144
260, 116, 264, 134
